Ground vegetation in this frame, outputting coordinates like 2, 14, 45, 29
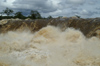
0, 7, 81, 20
30, 10, 42, 19
47, 16, 53, 19
14, 12, 25, 19
75, 15, 81, 18
3, 7, 14, 16
0, 12, 4, 16
0, 7, 46, 20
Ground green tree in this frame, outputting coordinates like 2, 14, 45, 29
47, 16, 53, 19
30, 10, 42, 19
58, 16, 63, 18
0, 12, 4, 16
75, 15, 81, 18
14, 12, 25, 19
3, 7, 13, 16
0, 12, 3, 20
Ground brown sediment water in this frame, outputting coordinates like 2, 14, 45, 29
0, 18, 100, 66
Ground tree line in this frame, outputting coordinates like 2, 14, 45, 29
0, 7, 53, 20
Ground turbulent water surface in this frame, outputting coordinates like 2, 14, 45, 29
0, 26, 100, 66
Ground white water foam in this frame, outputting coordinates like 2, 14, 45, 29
0, 26, 100, 66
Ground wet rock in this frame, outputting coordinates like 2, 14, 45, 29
0, 18, 100, 38
0, 19, 8, 25
70, 16, 79, 19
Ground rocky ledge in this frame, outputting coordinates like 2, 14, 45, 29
0, 18, 100, 38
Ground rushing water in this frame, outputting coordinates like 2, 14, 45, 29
0, 26, 100, 66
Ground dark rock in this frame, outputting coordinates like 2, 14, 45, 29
0, 18, 100, 38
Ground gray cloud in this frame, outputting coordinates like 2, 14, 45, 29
13, 0, 57, 13
59, 0, 86, 8
63, 0, 85, 5
95, 7, 100, 10
0, 0, 100, 18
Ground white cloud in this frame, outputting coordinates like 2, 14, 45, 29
12, 0, 58, 13
81, 9, 88, 14
0, 0, 15, 8
0, 0, 100, 18
79, 9, 90, 17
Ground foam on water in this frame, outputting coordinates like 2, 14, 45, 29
0, 26, 100, 66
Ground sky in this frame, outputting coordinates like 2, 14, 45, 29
0, 0, 100, 18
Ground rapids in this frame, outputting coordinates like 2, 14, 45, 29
0, 26, 100, 66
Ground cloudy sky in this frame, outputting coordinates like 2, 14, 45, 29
0, 0, 100, 18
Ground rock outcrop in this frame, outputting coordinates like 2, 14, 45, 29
0, 18, 100, 38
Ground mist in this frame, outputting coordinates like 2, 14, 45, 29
0, 26, 100, 66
